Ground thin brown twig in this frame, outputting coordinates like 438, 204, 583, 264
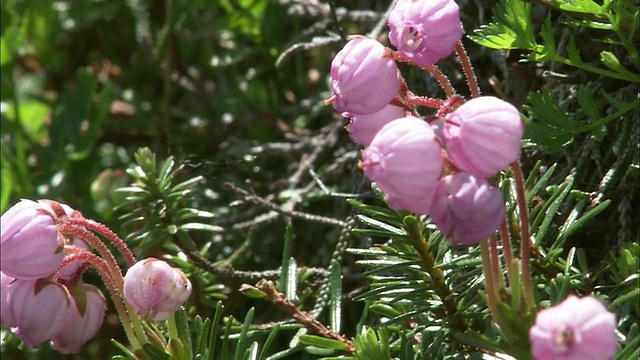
225, 182, 348, 227
186, 250, 328, 282
256, 279, 355, 353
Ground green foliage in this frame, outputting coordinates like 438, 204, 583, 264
467, 0, 536, 50
116, 148, 222, 256
470, 0, 639, 154
471, 0, 638, 81
352, 327, 390, 360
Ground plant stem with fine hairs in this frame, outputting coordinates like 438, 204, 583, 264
455, 41, 480, 98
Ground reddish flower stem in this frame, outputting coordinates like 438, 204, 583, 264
65, 218, 136, 266
59, 224, 124, 287
511, 162, 535, 311
455, 41, 480, 99
489, 234, 504, 289
435, 95, 465, 118
393, 51, 457, 101
480, 239, 502, 326
58, 224, 147, 346
423, 65, 456, 98
499, 220, 514, 284
56, 246, 92, 285
406, 91, 445, 109
61, 247, 141, 350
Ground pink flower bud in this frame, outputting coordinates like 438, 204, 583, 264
388, 0, 464, 67
529, 296, 617, 360
329, 36, 401, 114
443, 96, 523, 178
1, 272, 16, 329
8, 278, 72, 347
1, 199, 64, 279
347, 104, 406, 146
50, 283, 106, 354
429, 172, 504, 245
361, 116, 443, 214
124, 258, 192, 321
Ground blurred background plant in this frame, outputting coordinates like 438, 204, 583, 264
1, 0, 637, 359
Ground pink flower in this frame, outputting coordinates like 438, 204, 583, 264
124, 258, 192, 320
346, 104, 406, 146
361, 116, 442, 214
529, 296, 617, 360
50, 283, 106, 354
429, 172, 504, 245
1, 199, 64, 279
1, 272, 16, 329
329, 36, 401, 114
8, 278, 72, 347
443, 96, 523, 178
388, 0, 463, 67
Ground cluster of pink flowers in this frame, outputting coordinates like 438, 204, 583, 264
327, 0, 523, 245
0, 199, 192, 354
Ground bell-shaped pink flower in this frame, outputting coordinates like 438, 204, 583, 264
8, 278, 72, 347
1, 199, 64, 279
429, 172, 504, 245
124, 258, 192, 321
347, 104, 406, 146
1, 272, 16, 329
329, 36, 401, 115
388, 0, 463, 67
50, 283, 106, 354
529, 296, 617, 360
361, 116, 442, 214
443, 96, 523, 178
